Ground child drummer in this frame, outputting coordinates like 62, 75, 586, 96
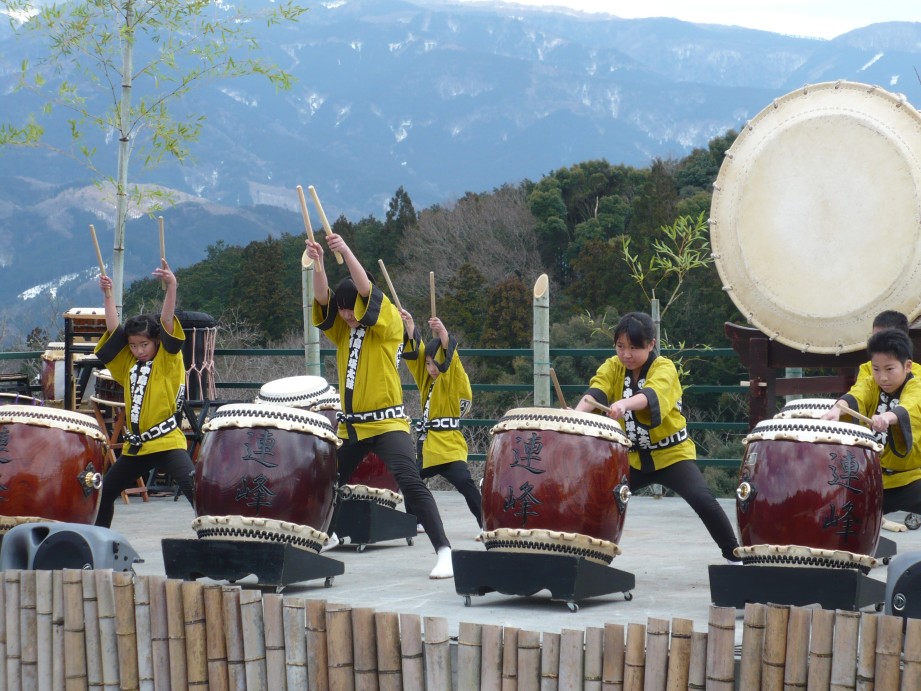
94, 262, 195, 528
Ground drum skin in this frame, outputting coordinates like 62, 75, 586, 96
0, 413, 103, 524
737, 436, 883, 556
194, 424, 338, 533
481, 414, 631, 544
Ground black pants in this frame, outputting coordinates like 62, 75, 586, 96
95, 448, 195, 528
884, 479, 921, 515
404, 460, 483, 528
631, 460, 739, 559
332, 431, 450, 550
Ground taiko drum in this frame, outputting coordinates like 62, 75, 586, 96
737, 418, 883, 556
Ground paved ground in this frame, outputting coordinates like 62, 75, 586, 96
108, 492, 921, 642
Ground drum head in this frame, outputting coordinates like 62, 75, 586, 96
711, 81, 921, 353
254, 375, 339, 409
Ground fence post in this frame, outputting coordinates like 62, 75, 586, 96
533, 274, 550, 407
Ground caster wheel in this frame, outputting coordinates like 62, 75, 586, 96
463, 595, 472, 607
906, 513, 921, 530
624, 591, 633, 601
324, 577, 335, 588
406, 537, 414, 546
567, 602, 579, 613
357, 544, 367, 553
875, 602, 884, 612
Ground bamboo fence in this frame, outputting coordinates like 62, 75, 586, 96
0, 569, 918, 689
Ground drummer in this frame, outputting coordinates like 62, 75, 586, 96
304, 233, 454, 579
823, 328, 921, 516
93, 262, 195, 528
574, 312, 742, 563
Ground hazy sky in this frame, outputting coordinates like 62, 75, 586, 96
457, 0, 921, 40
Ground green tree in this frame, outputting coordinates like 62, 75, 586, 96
379, 186, 416, 267
478, 275, 531, 349
0, 0, 306, 314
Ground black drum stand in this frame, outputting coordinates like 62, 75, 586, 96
452, 549, 635, 612
161, 538, 344, 592
335, 499, 417, 551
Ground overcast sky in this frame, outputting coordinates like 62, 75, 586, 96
456, 0, 921, 40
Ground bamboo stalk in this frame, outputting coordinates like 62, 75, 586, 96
112, 572, 139, 691
132, 576, 154, 691
399, 613, 423, 690
203, 585, 229, 691
540, 631, 560, 691
148, 575, 170, 691
305, 599, 329, 691
856, 612, 878, 688
325, 603, 354, 690
63, 569, 88, 691
873, 614, 904, 689
262, 594, 286, 691
602, 623, 625, 690
282, 599, 307, 691
517, 629, 540, 691
35, 570, 52, 691
0, 573, 7, 691
181, 581, 208, 690
559, 629, 584, 690
424, 617, 451, 691
737, 603, 765, 690
624, 622, 646, 691
806, 608, 834, 690
19, 570, 37, 691
501, 626, 519, 691
351, 607, 377, 691
480, 624, 502, 689
94, 570, 119, 691
165, 579, 188, 690
665, 618, 694, 691
704, 606, 735, 690
5, 569, 21, 691
374, 612, 403, 691
221, 587, 247, 691
829, 610, 860, 690
52, 570, 64, 691
687, 631, 708, 690
644, 618, 669, 691
239, 589, 267, 691
584, 626, 604, 691
81, 570, 102, 690
902, 617, 921, 689
782, 605, 810, 690
761, 602, 789, 690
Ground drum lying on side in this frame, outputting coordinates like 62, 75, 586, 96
0, 406, 105, 525
193, 403, 339, 537
481, 407, 632, 565
737, 418, 883, 561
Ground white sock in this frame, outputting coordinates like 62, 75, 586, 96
429, 546, 453, 579
320, 533, 340, 553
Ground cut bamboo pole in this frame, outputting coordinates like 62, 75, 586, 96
165, 579, 188, 690
559, 629, 584, 690
829, 610, 860, 690
325, 603, 354, 690
873, 614, 904, 689
94, 570, 119, 691
687, 631, 708, 690
807, 608, 834, 690
856, 612, 878, 688
112, 572, 139, 691
424, 616, 451, 690
282, 599, 307, 691
902, 617, 921, 688
480, 624, 502, 689
133, 576, 154, 691
761, 602, 789, 690
602, 623, 625, 690
63, 569, 88, 691
456, 621, 481, 691
81, 570, 102, 690
0, 564, 6, 690
665, 618, 694, 690
399, 613, 423, 690
35, 570, 52, 691
501, 626, 519, 691
584, 626, 604, 691
19, 570, 37, 691
374, 612, 403, 691
704, 606, 735, 690
148, 575, 170, 691
5, 569, 21, 691
239, 589, 267, 690
262, 594, 286, 691
517, 629, 540, 691
644, 618, 669, 691
737, 603, 765, 690
203, 585, 229, 691
181, 581, 208, 690
305, 599, 329, 691
540, 631, 560, 691
624, 622, 646, 691
52, 570, 64, 691
782, 605, 810, 690
351, 607, 377, 691
222, 587, 247, 691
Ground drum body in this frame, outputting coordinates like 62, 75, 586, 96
0, 406, 104, 524
194, 403, 339, 533
91, 369, 124, 407
737, 419, 883, 556
40, 343, 65, 403
481, 408, 632, 563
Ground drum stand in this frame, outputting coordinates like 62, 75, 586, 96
334, 500, 417, 552
161, 538, 345, 592
452, 549, 635, 612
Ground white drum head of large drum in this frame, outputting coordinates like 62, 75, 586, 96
254, 375, 339, 410
711, 81, 921, 353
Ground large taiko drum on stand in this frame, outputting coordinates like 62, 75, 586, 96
736, 418, 884, 568
193, 403, 340, 553
0, 406, 104, 529
480, 407, 632, 565
0, 394, 42, 407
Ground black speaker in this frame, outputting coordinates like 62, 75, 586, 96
885, 550, 921, 618
0, 523, 141, 572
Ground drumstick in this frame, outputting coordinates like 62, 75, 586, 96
585, 396, 613, 414
377, 259, 403, 311
835, 401, 875, 426
158, 216, 166, 290
307, 185, 344, 264
89, 224, 111, 298
429, 271, 437, 319
296, 185, 316, 268
549, 367, 568, 408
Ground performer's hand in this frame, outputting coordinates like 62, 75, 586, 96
429, 317, 446, 339
98, 274, 113, 294
609, 401, 627, 420
399, 309, 414, 336
153, 259, 176, 287
821, 407, 841, 421
871, 414, 891, 434
305, 238, 324, 264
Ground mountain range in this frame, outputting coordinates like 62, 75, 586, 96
1, 0, 920, 343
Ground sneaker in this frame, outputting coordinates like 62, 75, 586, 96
882, 518, 907, 533
429, 547, 453, 579
725, 558, 743, 566
416, 523, 425, 534
320, 533, 340, 553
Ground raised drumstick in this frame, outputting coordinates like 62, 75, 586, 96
89, 224, 111, 298
296, 185, 316, 268
377, 259, 403, 311
549, 367, 569, 408
158, 216, 166, 290
585, 396, 613, 414
307, 185, 344, 264
429, 271, 437, 319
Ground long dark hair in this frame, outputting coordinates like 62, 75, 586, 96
613, 312, 656, 350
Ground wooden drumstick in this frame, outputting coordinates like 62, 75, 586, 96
429, 271, 437, 319
835, 401, 875, 426
158, 216, 166, 290
307, 185, 344, 264
296, 185, 316, 268
89, 224, 111, 298
377, 259, 403, 311
549, 367, 568, 408
585, 396, 613, 414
